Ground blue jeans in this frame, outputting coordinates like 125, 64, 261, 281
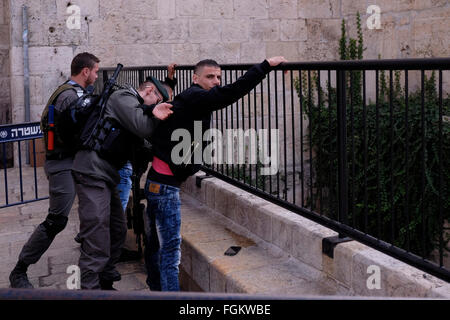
144, 179, 181, 291
117, 161, 133, 211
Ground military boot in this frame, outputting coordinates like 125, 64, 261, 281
9, 262, 33, 289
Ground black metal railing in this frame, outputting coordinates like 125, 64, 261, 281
99, 58, 450, 282
0, 121, 48, 208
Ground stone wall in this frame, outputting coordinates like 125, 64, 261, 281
4, 0, 450, 123
0, 0, 11, 125
0, 0, 12, 167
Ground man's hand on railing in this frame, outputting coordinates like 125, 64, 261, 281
266, 56, 288, 67
167, 63, 177, 80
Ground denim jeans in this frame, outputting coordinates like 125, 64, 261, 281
144, 179, 181, 291
117, 161, 133, 211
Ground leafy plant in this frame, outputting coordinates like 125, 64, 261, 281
295, 13, 450, 259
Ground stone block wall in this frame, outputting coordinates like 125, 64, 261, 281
182, 172, 450, 297
3, 0, 449, 124
0, 0, 11, 125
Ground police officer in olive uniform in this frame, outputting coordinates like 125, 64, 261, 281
9, 52, 100, 288
71, 79, 173, 290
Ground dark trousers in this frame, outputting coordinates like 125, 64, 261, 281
18, 163, 75, 266
72, 171, 127, 289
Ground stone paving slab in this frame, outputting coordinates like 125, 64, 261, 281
0, 167, 150, 293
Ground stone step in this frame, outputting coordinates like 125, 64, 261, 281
179, 172, 450, 298
179, 191, 349, 296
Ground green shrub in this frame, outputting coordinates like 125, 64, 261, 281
295, 13, 450, 259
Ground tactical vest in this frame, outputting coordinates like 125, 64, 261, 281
40, 81, 84, 159
83, 116, 136, 169
81, 86, 140, 169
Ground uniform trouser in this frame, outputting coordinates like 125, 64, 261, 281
18, 167, 76, 266
72, 172, 127, 290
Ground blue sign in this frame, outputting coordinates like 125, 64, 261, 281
0, 122, 43, 143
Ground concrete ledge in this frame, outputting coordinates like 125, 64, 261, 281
180, 172, 450, 298
179, 193, 347, 296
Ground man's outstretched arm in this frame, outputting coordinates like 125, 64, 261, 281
191, 56, 288, 113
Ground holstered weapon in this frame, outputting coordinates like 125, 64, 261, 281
128, 141, 152, 256
130, 166, 146, 255
47, 105, 55, 151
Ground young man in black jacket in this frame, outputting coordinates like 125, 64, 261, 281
144, 56, 287, 291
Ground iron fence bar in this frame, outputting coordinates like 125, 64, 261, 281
260, 74, 265, 193
362, 70, 368, 233
299, 69, 305, 207
376, 70, 381, 239
404, 70, 411, 252
252, 86, 257, 188
274, 70, 280, 199
2, 143, 8, 205
229, 70, 235, 180
336, 69, 348, 227
98, 58, 450, 72
18, 140, 24, 203
238, 71, 242, 181
267, 72, 273, 196
214, 104, 219, 174
389, 70, 395, 244
247, 81, 252, 187
224, 70, 229, 177
32, 139, 38, 199
438, 69, 443, 267
317, 70, 322, 214
241, 70, 245, 183
349, 71, 355, 227
1, 197, 49, 209
327, 70, 333, 219
220, 106, 224, 176
308, 70, 313, 210
282, 71, 287, 201
421, 70, 426, 259
290, 70, 296, 205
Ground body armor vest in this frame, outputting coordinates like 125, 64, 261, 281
40, 82, 83, 159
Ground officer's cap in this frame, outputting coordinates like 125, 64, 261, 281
146, 76, 169, 102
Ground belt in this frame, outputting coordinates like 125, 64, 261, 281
146, 180, 180, 194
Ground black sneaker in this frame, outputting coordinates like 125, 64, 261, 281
9, 269, 33, 289
99, 278, 117, 291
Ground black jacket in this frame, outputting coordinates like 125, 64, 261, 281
149, 59, 272, 182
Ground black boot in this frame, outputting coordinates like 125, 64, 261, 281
99, 270, 121, 290
9, 261, 33, 289
99, 278, 117, 290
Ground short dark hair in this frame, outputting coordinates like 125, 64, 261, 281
194, 59, 220, 74
71, 52, 100, 76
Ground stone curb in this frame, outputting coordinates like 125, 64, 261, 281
180, 171, 450, 298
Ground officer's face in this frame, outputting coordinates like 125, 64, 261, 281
193, 66, 221, 91
143, 85, 163, 105
86, 63, 99, 86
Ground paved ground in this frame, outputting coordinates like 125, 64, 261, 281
0, 166, 149, 292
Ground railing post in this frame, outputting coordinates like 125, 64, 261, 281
336, 69, 349, 229
138, 70, 144, 85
